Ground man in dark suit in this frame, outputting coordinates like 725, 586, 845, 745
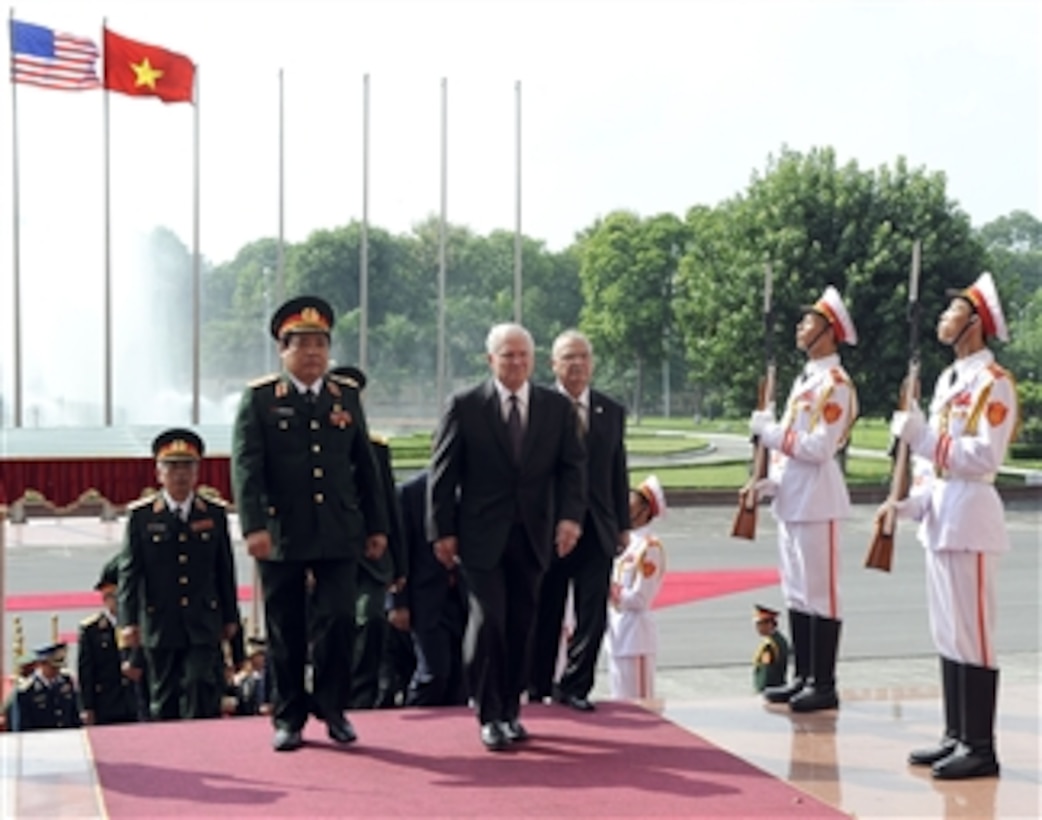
400, 469, 467, 706
428, 322, 586, 751
77, 556, 139, 725
531, 330, 630, 711
118, 429, 239, 721
232, 296, 389, 752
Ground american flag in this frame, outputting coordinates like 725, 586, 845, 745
10, 19, 101, 91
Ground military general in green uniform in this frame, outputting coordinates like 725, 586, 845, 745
752, 604, 791, 693
118, 429, 240, 721
77, 556, 139, 725
232, 296, 389, 753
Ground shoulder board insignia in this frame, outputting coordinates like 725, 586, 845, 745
326, 379, 342, 398
80, 612, 105, 628
986, 362, 1009, 381
153, 497, 167, 514
829, 367, 850, 385
329, 373, 359, 389
126, 493, 158, 512
17, 679, 34, 694
370, 433, 389, 446
645, 535, 663, 548
197, 488, 228, 507
248, 373, 280, 389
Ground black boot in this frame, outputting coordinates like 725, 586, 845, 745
909, 656, 960, 765
933, 664, 1000, 780
764, 610, 810, 704
790, 616, 840, 713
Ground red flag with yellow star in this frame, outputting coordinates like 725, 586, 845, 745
103, 28, 194, 104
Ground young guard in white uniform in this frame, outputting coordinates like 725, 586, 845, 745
751, 285, 859, 713
888, 272, 1016, 781
606, 475, 667, 700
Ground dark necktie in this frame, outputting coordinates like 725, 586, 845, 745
507, 394, 523, 461
949, 368, 958, 387
574, 400, 587, 436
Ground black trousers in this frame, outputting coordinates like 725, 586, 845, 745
260, 558, 357, 731
530, 527, 612, 699
461, 524, 543, 724
145, 644, 222, 720
350, 572, 388, 709
407, 594, 467, 707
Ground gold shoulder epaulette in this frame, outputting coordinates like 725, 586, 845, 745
126, 493, 157, 511
247, 373, 280, 389
370, 433, 389, 446
329, 373, 359, 389
195, 488, 228, 508
80, 612, 105, 628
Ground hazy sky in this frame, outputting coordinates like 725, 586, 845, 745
1, 0, 1039, 424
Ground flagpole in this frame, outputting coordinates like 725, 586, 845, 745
191, 65, 201, 425
359, 73, 369, 372
513, 79, 522, 324
436, 77, 447, 412
276, 68, 285, 303
103, 21, 113, 426
9, 11, 23, 428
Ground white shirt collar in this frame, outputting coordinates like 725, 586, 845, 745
162, 490, 194, 518
804, 353, 840, 376
556, 383, 590, 409
287, 373, 324, 396
494, 379, 530, 406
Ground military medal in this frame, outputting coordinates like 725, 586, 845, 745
330, 404, 352, 428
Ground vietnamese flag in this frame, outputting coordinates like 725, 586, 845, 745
103, 28, 195, 104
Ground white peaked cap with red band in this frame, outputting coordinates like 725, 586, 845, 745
811, 285, 858, 346
959, 272, 1009, 343
637, 474, 667, 521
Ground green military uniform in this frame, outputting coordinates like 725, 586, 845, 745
350, 435, 409, 708
119, 432, 239, 721
754, 630, 791, 693
232, 368, 389, 733
77, 611, 138, 725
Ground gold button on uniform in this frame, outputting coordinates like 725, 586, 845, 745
310, 420, 320, 430
312, 444, 321, 453
180, 597, 189, 607
314, 493, 324, 503
179, 576, 188, 585
178, 533, 187, 542
179, 554, 188, 564
313, 467, 323, 478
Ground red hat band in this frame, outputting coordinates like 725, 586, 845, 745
964, 285, 997, 339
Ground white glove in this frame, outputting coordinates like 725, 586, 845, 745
890, 404, 926, 447
877, 497, 918, 522
750, 403, 776, 437
753, 477, 778, 499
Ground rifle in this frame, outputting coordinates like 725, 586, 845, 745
865, 239, 921, 572
732, 262, 775, 540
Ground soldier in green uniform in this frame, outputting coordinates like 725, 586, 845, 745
327, 365, 409, 710
232, 296, 389, 752
752, 604, 791, 693
77, 556, 139, 725
9, 643, 81, 732
118, 429, 240, 721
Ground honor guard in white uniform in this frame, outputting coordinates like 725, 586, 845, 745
606, 475, 667, 700
751, 285, 859, 712
888, 272, 1016, 780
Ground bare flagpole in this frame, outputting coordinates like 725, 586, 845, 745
191, 65, 200, 425
276, 68, 285, 303
103, 19, 113, 426
359, 73, 369, 371
513, 80, 522, 324
9, 10, 23, 428
436, 77, 447, 412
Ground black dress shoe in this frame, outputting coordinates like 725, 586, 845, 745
273, 727, 303, 752
501, 719, 530, 743
325, 714, 358, 744
480, 721, 509, 751
557, 693, 595, 712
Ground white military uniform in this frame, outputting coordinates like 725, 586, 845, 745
605, 526, 664, 699
761, 353, 857, 618
902, 348, 1016, 668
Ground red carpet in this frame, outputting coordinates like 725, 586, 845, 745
9, 571, 778, 614
88, 702, 843, 818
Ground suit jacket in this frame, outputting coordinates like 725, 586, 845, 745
118, 495, 239, 650
358, 437, 407, 586
231, 372, 389, 561
574, 388, 631, 555
11, 672, 81, 732
427, 380, 586, 572
399, 471, 464, 628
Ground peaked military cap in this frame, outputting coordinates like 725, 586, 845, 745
270, 295, 334, 341
152, 428, 204, 462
